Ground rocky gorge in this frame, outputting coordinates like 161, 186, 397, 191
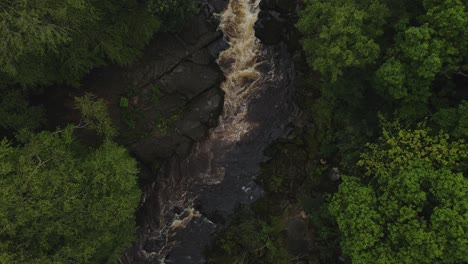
103, 0, 302, 262
35, 0, 303, 262
4, 0, 463, 263
39, 0, 301, 263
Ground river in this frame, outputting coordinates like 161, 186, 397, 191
123, 0, 296, 262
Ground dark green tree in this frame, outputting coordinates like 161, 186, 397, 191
0, 88, 44, 132
375, 0, 467, 120
208, 212, 289, 264
147, 0, 197, 31
297, 0, 467, 165
0, 0, 161, 86
296, 0, 389, 81
433, 101, 468, 139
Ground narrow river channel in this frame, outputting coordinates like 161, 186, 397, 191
124, 1, 296, 262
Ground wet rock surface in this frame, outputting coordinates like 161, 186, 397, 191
39, 1, 297, 263
255, 11, 285, 45
121, 0, 301, 263
123, 0, 298, 261
255, 0, 300, 46
157, 62, 220, 100
127, 44, 296, 264
119, 7, 226, 166
119, 4, 229, 263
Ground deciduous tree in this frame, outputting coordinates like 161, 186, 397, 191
329, 123, 468, 263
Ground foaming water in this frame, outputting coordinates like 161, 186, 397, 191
215, 0, 264, 144
218, 0, 262, 110
185, 0, 266, 186
124, 1, 296, 262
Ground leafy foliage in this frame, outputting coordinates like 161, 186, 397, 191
297, 0, 468, 166
359, 120, 468, 173
297, 0, 388, 81
329, 124, 468, 263
433, 101, 468, 139
0, 93, 140, 263
75, 94, 116, 139
0, 126, 140, 263
208, 211, 289, 264
0, 88, 44, 131
147, 0, 197, 31
0, 0, 161, 86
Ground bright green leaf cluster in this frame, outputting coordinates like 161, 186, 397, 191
359, 120, 468, 174
330, 123, 468, 263
75, 94, 116, 139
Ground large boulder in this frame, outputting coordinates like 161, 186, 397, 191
157, 62, 221, 100
190, 47, 216, 65
179, 15, 220, 47
176, 88, 223, 141
207, 38, 229, 59
129, 34, 188, 86
175, 119, 208, 141
276, 0, 298, 13
254, 11, 284, 45
130, 11, 222, 89
156, 94, 187, 116
183, 88, 223, 125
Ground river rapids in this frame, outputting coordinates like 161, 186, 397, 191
123, 0, 296, 263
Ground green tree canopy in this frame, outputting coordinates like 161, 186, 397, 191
297, 0, 468, 165
296, 0, 388, 81
208, 212, 289, 264
0, 95, 141, 263
0, 88, 44, 132
297, 0, 467, 85
329, 123, 468, 263
0, 0, 161, 86
0, 127, 140, 263
433, 101, 468, 139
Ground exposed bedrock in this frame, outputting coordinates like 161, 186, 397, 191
122, 0, 298, 263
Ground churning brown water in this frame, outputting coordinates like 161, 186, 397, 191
218, 0, 263, 120
124, 1, 295, 263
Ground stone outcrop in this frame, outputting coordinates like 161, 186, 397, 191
254, 0, 300, 47
122, 7, 227, 172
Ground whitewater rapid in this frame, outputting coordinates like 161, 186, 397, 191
123, 1, 296, 262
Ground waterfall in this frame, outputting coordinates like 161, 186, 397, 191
124, 1, 296, 262
218, 0, 263, 120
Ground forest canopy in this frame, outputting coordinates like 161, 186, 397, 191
297, 0, 468, 165
330, 123, 468, 263
0, 127, 140, 263
294, 0, 468, 263
0, 0, 466, 263
0, 95, 141, 263
0, 1, 197, 262
0, 0, 195, 87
